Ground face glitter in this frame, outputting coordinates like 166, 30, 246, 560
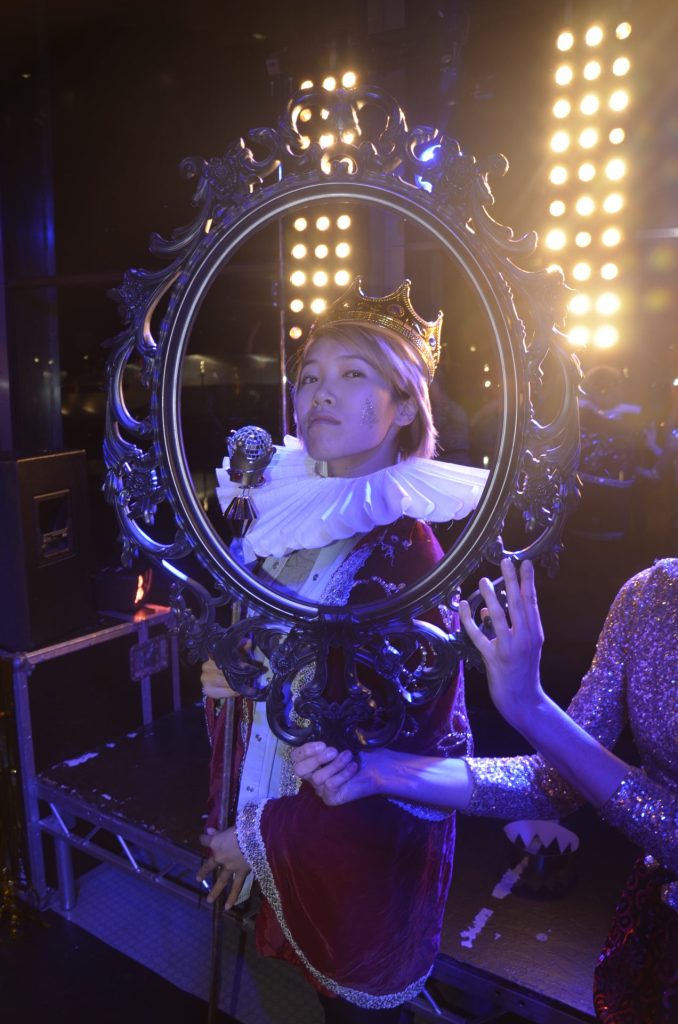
361, 396, 377, 426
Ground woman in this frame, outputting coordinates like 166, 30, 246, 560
294, 558, 677, 1023
198, 277, 489, 1022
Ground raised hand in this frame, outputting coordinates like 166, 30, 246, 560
459, 558, 545, 731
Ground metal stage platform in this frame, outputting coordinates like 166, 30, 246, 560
7, 621, 636, 1024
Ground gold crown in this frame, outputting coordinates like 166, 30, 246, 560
309, 277, 443, 381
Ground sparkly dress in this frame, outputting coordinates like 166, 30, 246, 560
206, 517, 472, 1009
464, 559, 678, 1023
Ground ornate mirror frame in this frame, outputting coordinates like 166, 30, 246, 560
104, 84, 580, 748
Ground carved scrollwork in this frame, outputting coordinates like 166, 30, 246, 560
104, 81, 581, 748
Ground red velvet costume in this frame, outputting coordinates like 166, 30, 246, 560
206, 517, 471, 1008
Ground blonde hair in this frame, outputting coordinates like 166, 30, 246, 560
293, 323, 438, 460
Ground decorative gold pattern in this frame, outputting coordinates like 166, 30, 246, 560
309, 277, 443, 382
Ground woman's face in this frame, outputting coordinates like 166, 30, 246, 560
294, 334, 414, 477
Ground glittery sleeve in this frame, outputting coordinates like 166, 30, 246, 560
463, 563, 678, 855
600, 767, 678, 872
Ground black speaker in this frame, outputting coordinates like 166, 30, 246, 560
0, 450, 95, 651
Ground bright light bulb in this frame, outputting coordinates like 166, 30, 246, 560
300, 80, 314, 90
613, 57, 631, 76
314, 244, 329, 258
335, 242, 351, 258
596, 292, 621, 315
585, 25, 604, 46
616, 22, 632, 41
556, 31, 574, 51
334, 269, 350, 286
578, 162, 596, 181
580, 93, 600, 115
594, 325, 619, 348
550, 200, 566, 217
609, 90, 629, 112
579, 128, 598, 148
289, 326, 303, 340
602, 227, 622, 247
576, 231, 592, 247
551, 130, 570, 153
550, 165, 568, 185
341, 71, 357, 88
322, 76, 337, 91
576, 196, 595, 216
609, 128, 625, 145
337, 214, 351, 230
310, 298, 326, 314
316, 216, 330, 231
299, 108, 312, 123
553, 99, 571, 118
568, 325, 590, 347
341, 130, 355, 143
312, 270, 329, 287
291, 243, 307, 259
290, 270, 306, 286
573, 262, 592, 281
555, 65, 574, 86
603, 192, 624, 214
319, 133, 335, 149
293, 217, 307, 231
545, 228, 566, 250
583, 60, 601, 80
290, 298, 304, 313
605, 158, 626, 181
601, 262, 619, 280
569, 293, 591, 315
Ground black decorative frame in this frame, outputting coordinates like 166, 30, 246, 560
104, 84, 580, 749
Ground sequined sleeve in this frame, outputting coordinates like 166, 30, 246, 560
464, 561, 678, 872
600, 767, 678, 872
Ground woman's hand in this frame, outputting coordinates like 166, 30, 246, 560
200, 658, 238, 701
291, 742, 381, 805
459, 558, 545, 730
196, 826, 251, 909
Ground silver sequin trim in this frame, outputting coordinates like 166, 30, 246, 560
236, 801, 433, 1007
320, 542, 375, 605
600, 766, 678, 874
387, 797, 453, 821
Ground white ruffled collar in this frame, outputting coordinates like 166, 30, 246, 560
215, 435, 489, 560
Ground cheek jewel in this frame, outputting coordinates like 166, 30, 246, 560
360, 397, 377, 426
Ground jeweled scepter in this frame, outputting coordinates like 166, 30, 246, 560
222, 425, 275, 536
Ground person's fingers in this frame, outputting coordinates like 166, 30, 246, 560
224, 869, 250, 911
478, 577, 509, 638
205, 868, 231, 905
459, 599, 492, 656
320, 761, 359, 801
500, 558, 525, 629
308, 749, 353, 786
292, 746, 338, 779
291, 741, 327, 764
196, 856, 216, 884
519, 560, 544, 641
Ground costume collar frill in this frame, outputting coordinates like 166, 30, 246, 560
215, 435, 490, 562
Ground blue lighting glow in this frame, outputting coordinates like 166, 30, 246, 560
161, 559, 189, 582
419, 144, 441, 162
415, 143, 441, 192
